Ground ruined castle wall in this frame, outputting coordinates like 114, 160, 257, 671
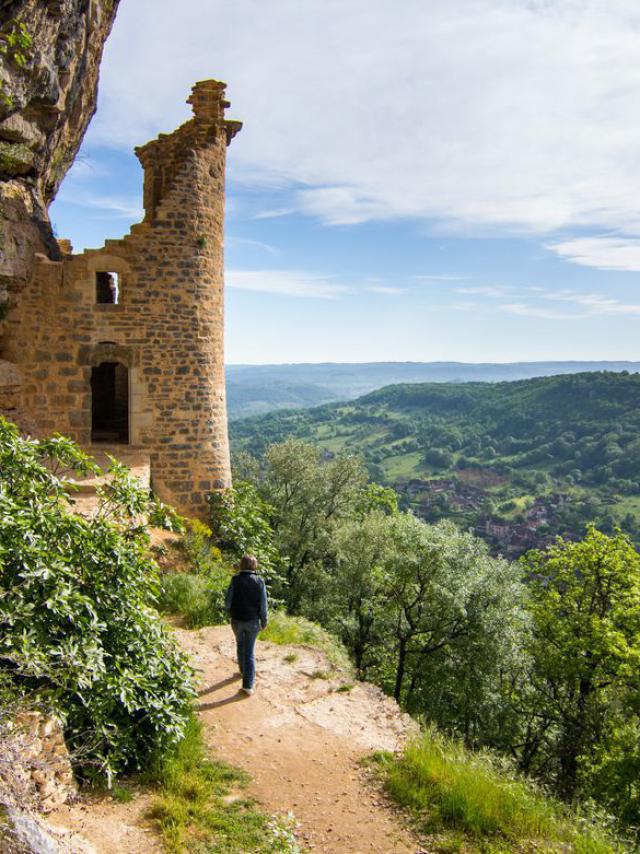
4, 123, 233, 518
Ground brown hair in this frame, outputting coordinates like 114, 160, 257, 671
240, 554, 258, 572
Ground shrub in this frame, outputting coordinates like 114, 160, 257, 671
0, 419, 194, 782
158, 568, 232, 629
157, 518, 233, 627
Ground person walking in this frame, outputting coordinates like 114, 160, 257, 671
224, 554, 268, 696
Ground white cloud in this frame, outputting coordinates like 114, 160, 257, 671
55, 189, 143, 220
89, 0, 640, 256
456, 286, 510, 297
412, 275, 472, 282
253, 208, 295, 220
227, 236, 280, 257
367, 286, 405, 295
547, 236, 640, 271
497, 292, 640, 319
499, 302, 582, 320
227, 269, 349, 299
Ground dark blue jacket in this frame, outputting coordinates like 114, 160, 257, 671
225, 571, 268, 626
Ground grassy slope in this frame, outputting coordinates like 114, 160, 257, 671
373, 731, 623, 853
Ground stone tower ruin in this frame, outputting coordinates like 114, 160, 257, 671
1, 80, 242, 519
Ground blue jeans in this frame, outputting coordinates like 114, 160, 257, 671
231, 619, 260, 690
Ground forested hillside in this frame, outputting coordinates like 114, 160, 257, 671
226, 361, 640, 418
231, 371, 640, 555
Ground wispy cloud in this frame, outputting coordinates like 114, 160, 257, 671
367, 286, 405, 295
435, 280, 640, 320
55, 190, 143, 220
412, 275, 472, 282
89, 0, 640, 260
227, 236, 280, 256
499, 303, 582, 321
227, 269, 349, 299
456, 286, 509, 298
547, 236, 640, 271
253, 207, 295, 220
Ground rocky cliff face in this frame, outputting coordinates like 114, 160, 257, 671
0, 0, 120, 310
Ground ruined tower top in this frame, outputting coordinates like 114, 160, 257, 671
135, 79, 242, 222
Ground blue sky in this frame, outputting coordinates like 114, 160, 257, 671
50, 0, 640, 364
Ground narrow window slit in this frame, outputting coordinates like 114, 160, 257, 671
96, 271, 119, 304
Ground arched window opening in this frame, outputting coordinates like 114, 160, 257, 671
90, 362, 129, 443
96, 271, 119, 304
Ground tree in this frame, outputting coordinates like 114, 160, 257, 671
209, 479, 282, 592
423, 447, 454, 469
519, 528, 640, 808
261, 440, 368, 611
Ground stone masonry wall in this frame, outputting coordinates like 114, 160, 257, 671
2, 81, 241, 519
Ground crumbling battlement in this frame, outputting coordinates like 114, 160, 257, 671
1, 81, 241, 519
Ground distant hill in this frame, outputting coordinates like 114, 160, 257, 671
230, 371, 640, 556
226, 360, 640, 419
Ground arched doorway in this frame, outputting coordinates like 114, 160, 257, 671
90, 362, 129, 443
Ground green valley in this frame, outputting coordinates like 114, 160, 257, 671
231, 371, 640, 556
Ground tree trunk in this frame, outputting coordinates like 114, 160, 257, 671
394, 638, 406, 701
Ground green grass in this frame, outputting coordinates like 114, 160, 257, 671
157, 572, 214, 628
149, 716, 299, 853
310, 669, 331, 680
261, 611, 352, 672
381, 451, 423, 480
372, 730, 624, 853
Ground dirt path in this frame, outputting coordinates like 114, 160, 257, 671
46, 627, 421, 853
179, 626, 420, 854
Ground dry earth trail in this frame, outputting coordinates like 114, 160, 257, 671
181, 626, 421, 853
48, 625, 422, 854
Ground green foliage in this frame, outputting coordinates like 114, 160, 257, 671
374, 730, 623, 853
210, 480, 281, 587
149, 715, 300, 853
0, 19, 33, 110
260, 439, 368, 610
158, 573, 219, 628
326, 512, 525, 745
517, 528, 640, 816
0, 20, 32, 68
0, 418, 193, 782
157, 520, 232, 627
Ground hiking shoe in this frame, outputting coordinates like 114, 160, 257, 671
241, 687, 254, 696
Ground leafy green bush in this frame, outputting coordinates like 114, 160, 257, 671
182, 519, 224, 573
157, 518, 233, 627
0, 419, 194, 782
375, 730, 624, 853
158, 569, 232, 629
